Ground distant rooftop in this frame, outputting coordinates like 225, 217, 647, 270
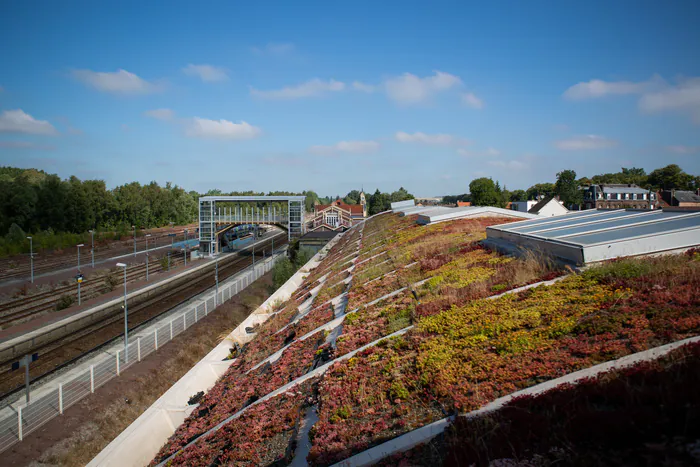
486, 209, 700, 265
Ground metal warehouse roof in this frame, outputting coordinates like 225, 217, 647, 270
416, 206, 538, 225
485, 209, 700, 265
390, 199, 416, 211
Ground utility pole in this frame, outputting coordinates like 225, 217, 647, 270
145, 234, 151, 281
89, 229, 95, 268
26, 236, 33, 284
116, 263, 128, 362
215, 253, 219, 306
132, 225, 136, 256
76, 244, 84, 305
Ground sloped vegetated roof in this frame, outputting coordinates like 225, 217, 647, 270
150, 211, 700, 466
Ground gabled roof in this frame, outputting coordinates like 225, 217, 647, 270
528, 196, 566, 214
673, 191, 700, 203
316, 200, 364, 215
599, 185, 648, 194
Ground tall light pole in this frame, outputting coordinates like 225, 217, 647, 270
169, 222, 174, 248
77, 244, 84, 305
145, 234, 152, 281
89, 229, 95, 268
116, 263, 128, 362
182, 248, 187, 267
27, 236, 33, 284
132, 225, 136, 256
213, 246, 219, 306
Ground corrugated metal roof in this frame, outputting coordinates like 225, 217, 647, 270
390, 199, 416, 210
416, 206, 538, 225
485, 209, 700, 265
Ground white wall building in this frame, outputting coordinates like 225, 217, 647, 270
510, 200, 538, 213
528, 196, 569, 217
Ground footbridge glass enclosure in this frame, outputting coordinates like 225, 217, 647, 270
199, 196, 306, 255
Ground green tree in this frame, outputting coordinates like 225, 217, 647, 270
526, 183, 555, 201
469, 177, 500, 206
647, 164, 694, 190
390, 187, 414, 202
369, 189, 390, 215
304, 190, 319, 212
554, 169, 583, 207
509, 190, 527, 202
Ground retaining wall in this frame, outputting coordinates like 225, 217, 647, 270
87, 232, 343, 467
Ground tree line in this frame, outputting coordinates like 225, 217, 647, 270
0, 166, 417, 256
465, 164, 699, 208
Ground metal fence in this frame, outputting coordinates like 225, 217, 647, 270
0, 253, 281, 453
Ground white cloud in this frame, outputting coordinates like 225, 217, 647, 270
144, 108, 175, 121
251, 42, 295, 55
182, 64, 228, 82
395, 131, 463, 145
352, 81, 376, 93
666, 145, 700, 154
72, 69, 160, 94
554, 134, 618, 151
309, 140, 380, 155
251, 78, 345, 99
461, 92, 484, 109
638, 77, 700, 123
0, 109, 58, 135
185, 118, 262, 140
563, 78, 657, 100
564, 75, 700, 124
487, 159, 528, 170
384, 71, 462, 104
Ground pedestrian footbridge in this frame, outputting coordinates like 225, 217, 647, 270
199, 196, 306, 255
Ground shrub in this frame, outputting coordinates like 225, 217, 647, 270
55, 294, 75, 310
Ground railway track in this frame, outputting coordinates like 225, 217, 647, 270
0, 253, 188, 329
0, 234, 286, 398
0, 230, 193, 282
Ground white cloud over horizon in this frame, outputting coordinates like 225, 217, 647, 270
458, 147, 500, 157
184, 118, 262, 140
144, 108, 175, 121
309, 140, 380, 155
395, 131, 466, 146
384, 70, 462, 104
564, 75, 700, 124
461, 92, 484, 109
352, 81, 376, 93
182, 64, 229, 82
554, 134, 618, 151
250, 78, 345, 99
0, 109, 58, 135
72, 69, 162, 94
666, 145, 700, 154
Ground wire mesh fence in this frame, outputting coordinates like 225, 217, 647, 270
0, 254, 280, 453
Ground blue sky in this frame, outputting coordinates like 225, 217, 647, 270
1, 1, 699, 196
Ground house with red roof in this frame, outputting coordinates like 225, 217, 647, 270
307, 192, 367, 231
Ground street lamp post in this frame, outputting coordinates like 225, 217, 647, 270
77, 244, 84, 305
182, 248, 187, 267
132, 225, 136, 256
145, 234, 152, 281
26, 236, 33, 284
213, 246, 219, 306
116, 263, 128, 362
89, 229, 95, 268
169, 222, 174, 248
